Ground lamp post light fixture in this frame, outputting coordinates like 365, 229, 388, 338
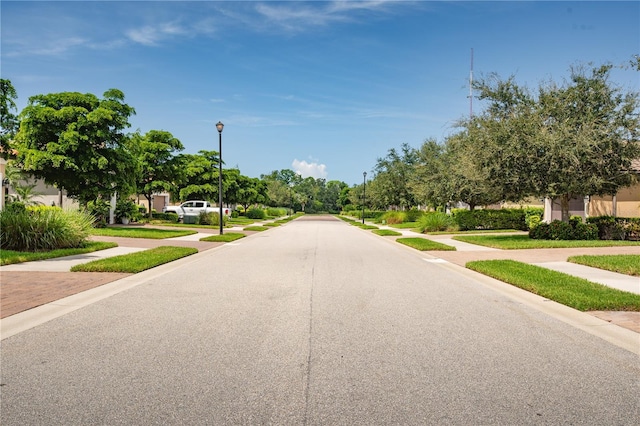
362, 171, 367, 224
216, 121, 224, 235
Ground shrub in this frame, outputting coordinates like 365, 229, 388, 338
524, 207, 544, 230
417, 212, 456, 233
198, 211, 226, 226
152, 212, 179, 222
586, 216, 638, 240
246, 207, 266, 219
1, 207, 94, 252
380, 211, 405, 224
453, 209, 527, 231
115, 199, 140, 223
86, 199, 110, 227
266, 207, 287, 217
529, 220, 598, 240
404, 209, 424, 222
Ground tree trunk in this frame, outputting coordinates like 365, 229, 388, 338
145, 194, 153, 219
560, 194, 570, 222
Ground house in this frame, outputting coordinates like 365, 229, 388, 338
543, 159, 640, 221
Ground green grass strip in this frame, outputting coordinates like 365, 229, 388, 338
396, 237, 456, 251
0, 241, 118, 266
263, 222, 281, 227
372, 229, 402, 236
388, 222, 419, 229
244, 226, 269, 232
466, 260, 640, 311
428, 229, 521, 235
357, 224, 378, 230
228, 218, 256, 225
200, 233, 246, 242
567, 254, 640, 277
454, 234, 640, 250
91, 227, 197, 239
71, 246, 198, 273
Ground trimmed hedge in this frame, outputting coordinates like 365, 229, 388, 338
152, 212, 179, 222
453, 209, 528, 231
587, 216, 640, 241
529, 219, 598, 240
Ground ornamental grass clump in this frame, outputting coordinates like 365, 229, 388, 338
0, 204, 94, 252
417, 212, 457, 233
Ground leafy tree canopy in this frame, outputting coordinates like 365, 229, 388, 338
0, 79, 19, 157
13, 89, 136, 204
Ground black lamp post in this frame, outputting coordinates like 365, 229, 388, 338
362, 171, 367, 224
216, 121, 224, 235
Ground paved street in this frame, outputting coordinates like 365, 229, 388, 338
1, 216, 639, 425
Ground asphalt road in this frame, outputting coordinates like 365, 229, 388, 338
1, 216, 638, 425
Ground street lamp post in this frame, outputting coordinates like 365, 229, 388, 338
362, 171, 367, 224
216, 121, 224, 235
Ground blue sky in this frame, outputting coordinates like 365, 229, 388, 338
2, 1, 638, 185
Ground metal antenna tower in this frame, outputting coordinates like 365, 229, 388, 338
468, 48, 474, 118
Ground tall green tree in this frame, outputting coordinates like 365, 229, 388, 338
1, 79, 19, 158
473, 64, 640, 220
232, 174, 268, 212
261, 169, 301, 208
129, 130, 184, 218
13, 89, 136, 205
409, 138, 450, 210
371, 143, 418, 209
176, 150, 221, 202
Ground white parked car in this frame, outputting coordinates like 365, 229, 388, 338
163, 200, 230, 220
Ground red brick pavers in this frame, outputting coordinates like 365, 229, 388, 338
1, 272, 131, 318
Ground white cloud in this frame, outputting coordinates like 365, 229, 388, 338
292, 159, 328, 179
254, 0, 397, 32
126, 22, 188, 46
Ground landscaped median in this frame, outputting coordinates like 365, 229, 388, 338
200, 233, 246, 243
71, 246, 198, 273
466, 260, 640, 312
396, 237, 456, 251
372, 229, 402, 237
90, 227, 197, 239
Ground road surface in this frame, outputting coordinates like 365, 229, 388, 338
1, 216, 638, 424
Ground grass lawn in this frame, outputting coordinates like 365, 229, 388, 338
0, 241, 118, 266
91, 227, 197, 239
467, 260, 640, 311
454, 234, 640, 250
372, 229, 402, 237
567, 254, 640, 277
263, 222, 281, 227
428, 229, 522, 235
244, 226, 269, 232
71, 246, 198, 273
388, 222, 419, 229
357, 224, 379, 230
200, 233, 246, 242
228, 217, 257, 225
153, 222, 233, 230
396, 237, 456, 251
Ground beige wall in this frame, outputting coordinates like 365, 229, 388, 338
590, 183, 640, 218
